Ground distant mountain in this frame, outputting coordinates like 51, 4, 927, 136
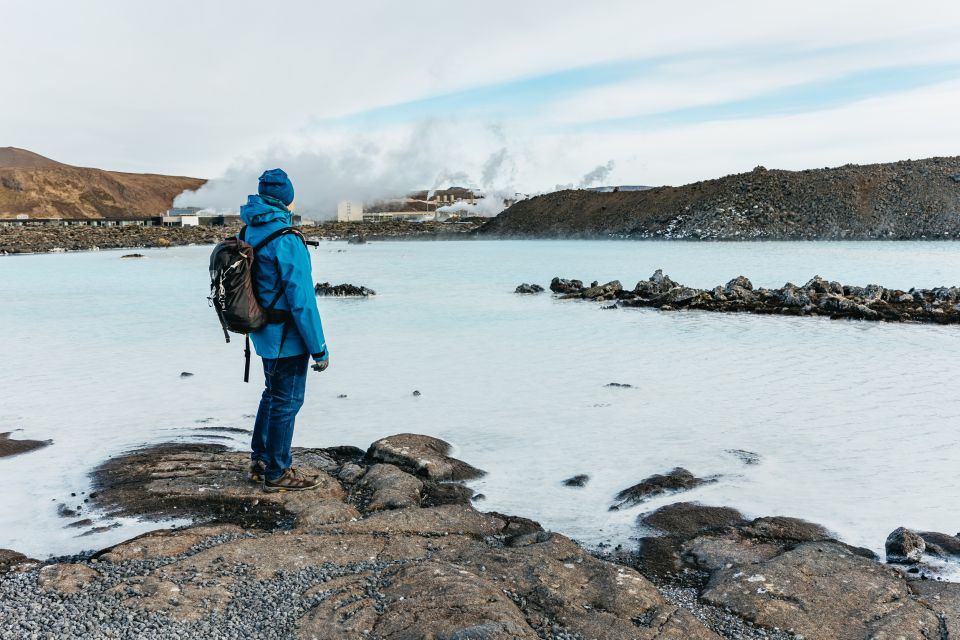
480, 157, 960, 240
0, 147, 206, 220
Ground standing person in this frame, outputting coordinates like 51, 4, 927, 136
240, 169, 330, 492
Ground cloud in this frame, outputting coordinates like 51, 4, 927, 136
3, 0, 960, 186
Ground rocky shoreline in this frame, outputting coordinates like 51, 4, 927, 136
2, 434, 959, 639
519, 271, 960, 324
0, 221, 483, 255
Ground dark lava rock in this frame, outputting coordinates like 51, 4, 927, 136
739, 515, 833, 544
886, 526, 926, 563
549, 277, 583, 294
918, 531, 960, 557
367, 433, 485, 481
514, 283, 544, 294
314, 282, 376, 297
346, 235, 367, 244
611, 468, 715, 510
0, 431, 52, 459
0, 548, 36, 574
551, 268, 960, 324
562, 474, 590, 487
422, 480, 475, 508
700, 541, 942, 640
725, 449, 761, 465
724, 276, 753, 292
57, 504, 79, 518
65, 518, 94, 529
195, 426, 251, 435
582, 280, 622, 300
412, 390, 421, 397
640, 502, 746, 538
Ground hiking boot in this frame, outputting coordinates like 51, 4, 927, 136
249, 460, 266, 483
263, 466, 321, 493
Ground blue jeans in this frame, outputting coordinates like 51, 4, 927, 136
251, 353, 309, 481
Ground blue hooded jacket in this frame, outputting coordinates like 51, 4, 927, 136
239, 194, 328, 360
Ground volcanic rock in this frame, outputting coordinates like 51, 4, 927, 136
367, 433, 485, 481
0, 431, 51, 458
514, 283, 544, 294
885, 526, 926, 563
611, 468, 714, 510
562, 474, 590, 487
314, 282, 376, 297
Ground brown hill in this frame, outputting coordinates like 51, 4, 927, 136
480, 157, 960, 240
0, 147, 205, 220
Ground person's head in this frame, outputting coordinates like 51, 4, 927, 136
258, 168, 295, 208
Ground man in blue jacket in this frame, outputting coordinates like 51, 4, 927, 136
241, 169, 329, 492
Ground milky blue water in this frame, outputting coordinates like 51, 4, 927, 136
2, 240, 960, 562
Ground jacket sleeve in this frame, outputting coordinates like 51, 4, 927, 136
276, 235, 328, 357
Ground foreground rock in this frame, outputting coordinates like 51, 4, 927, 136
0, 435, 722, 639
367, 433, 485, 481
536, 270, 960, 324
7, 435, 958, 639
631, 501, 960, 640
314, 282, 376, 297
0, 430, 52, 458
886, 526, 926, 563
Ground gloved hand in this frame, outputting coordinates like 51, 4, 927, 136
311, 351, 329, 373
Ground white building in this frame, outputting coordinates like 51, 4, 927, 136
161, 213, 199, 227
337, 201, 364, 222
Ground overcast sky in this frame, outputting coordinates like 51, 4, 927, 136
3, 0, 960, 212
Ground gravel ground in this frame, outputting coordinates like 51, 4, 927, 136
0, 530, 603, 640
0, 531, 393, 640
655, 584, 801, 640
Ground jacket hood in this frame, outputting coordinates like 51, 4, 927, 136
240, 194, 292, 226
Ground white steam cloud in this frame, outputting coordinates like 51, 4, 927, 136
578, 160, 615, 187
175, 122, 526, 219
175, 121, 622, 219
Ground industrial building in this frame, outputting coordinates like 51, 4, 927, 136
336, 201, 364, 222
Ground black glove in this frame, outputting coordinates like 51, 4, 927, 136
312, 352, 329, 373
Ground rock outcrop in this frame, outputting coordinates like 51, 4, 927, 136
0, 436, 723, 639
536, 270, 960, 324
631, 502, 960, 640
4, 436, 959, 639
0, 430, 52, 458
314, 282, 376, 297
514, 283, 544, 294
611, 468, 715, 510
481, 156, 960, 240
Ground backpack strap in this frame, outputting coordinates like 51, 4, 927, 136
252, 227, 300, 252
